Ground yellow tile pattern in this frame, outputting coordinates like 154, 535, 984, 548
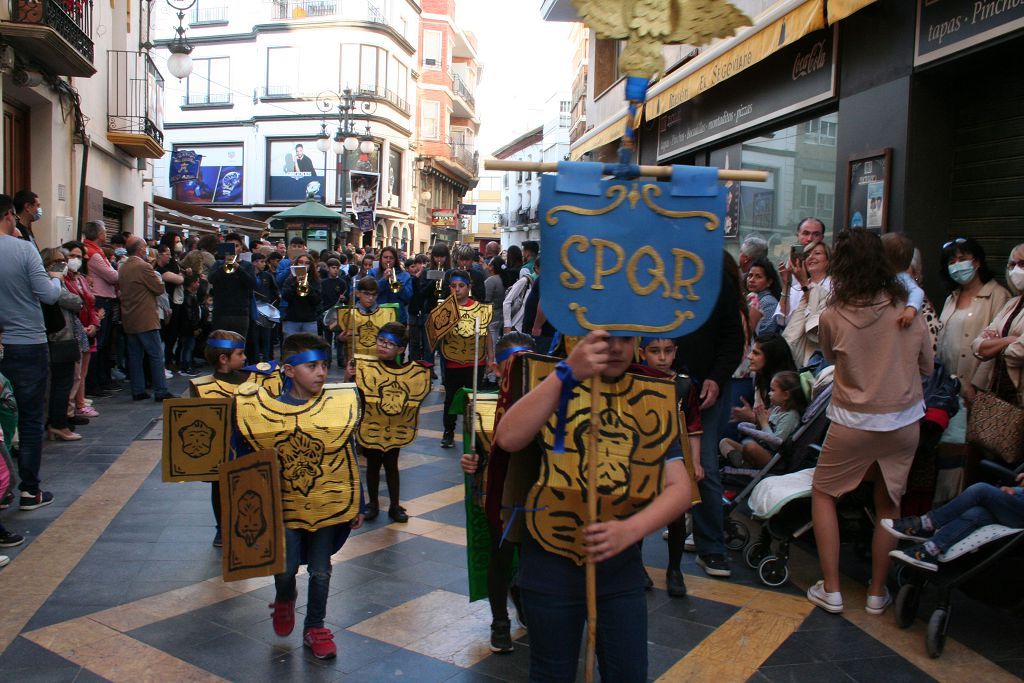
0, 440, 161, 651
349, 590, 523, 668
24, 617, 227, 683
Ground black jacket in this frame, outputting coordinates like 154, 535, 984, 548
320, 275, 349, 312
282, 277, 321, 323
209, 260, 256, 317
672, 271, 745, 391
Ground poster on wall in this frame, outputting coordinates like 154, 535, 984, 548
709, 145, 742, 239
845, 149, 891, 234
267, 139, 326, 203
350, 171, 379, 233
171, 145, 244, 205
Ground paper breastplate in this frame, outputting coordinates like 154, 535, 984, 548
440, 302, 493, 364
523, 358, 680, 565
355, 361, 431, 450
192, 372, 280, 399
234, 385, 362, 531
340, 308, 398, 358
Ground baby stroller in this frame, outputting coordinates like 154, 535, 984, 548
890, 458, 1024, 658
718, 373, 834, 573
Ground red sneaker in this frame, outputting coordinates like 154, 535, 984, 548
269, 599, 295, 637
303, 627, 337, 659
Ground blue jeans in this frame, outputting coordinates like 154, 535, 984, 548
126, 329, 168, 396
692, 379, 730, 556
0, 343, 49, 493
521, 586, 647, 682
720, 377, 755, 442
275, 526, 349, 629
928, 483, 1024, 553
178, 334, 196, 370
87, 296, 115, 391
253, 323, 273, 363
282, 320, 318, 338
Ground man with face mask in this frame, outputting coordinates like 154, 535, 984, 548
13, 190, 42, 250
0, 193, 62, 510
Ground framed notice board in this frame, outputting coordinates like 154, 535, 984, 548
845, 148, 892, 234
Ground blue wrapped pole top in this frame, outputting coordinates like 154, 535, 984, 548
207, 337, 245, 350
495, 345, 531, 365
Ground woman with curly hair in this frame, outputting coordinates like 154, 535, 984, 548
806, 229, 933, 617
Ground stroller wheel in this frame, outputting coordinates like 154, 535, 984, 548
744, 541, 769, 570
926, 608, 949, 658
757, 555, 790, 588
724, 518, 749, 551
894, 584, 920, 629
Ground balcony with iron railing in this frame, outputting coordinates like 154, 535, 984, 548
107, 50, 165, 158
5, 0, 94, 76
258, 83, 409, 114
182, 92, 233, 107
450, 72, 475, 111
189, 4, 228, 25
447, 138, 478, 175
271, 0, 385, 24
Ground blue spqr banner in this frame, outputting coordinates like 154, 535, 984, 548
539, 162, 725, 338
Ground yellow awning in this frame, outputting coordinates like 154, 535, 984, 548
570, 0, 828, 161
825, 0, 876, 24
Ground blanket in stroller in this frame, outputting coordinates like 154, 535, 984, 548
749, 468, 815, 519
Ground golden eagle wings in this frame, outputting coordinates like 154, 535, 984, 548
572, 0, 752, 77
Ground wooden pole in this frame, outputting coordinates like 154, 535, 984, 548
470, 316, 480, 457
484, 159, 768, 182
584, 379, 600, 683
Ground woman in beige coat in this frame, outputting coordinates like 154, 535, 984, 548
807, 230, 933, 616
971, 242, 1024, 405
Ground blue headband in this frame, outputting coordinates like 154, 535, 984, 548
640, 337, 670, 349
495, 345, 530, 364
207, 338, 245, 350
450, 275, 469, 286
281, 349, 330, 394
378, 331, 404, 347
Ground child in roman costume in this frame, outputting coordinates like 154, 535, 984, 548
352, 322, 431, 523
335, 277, 397, 360
233, 333, 365, 660
459, 331, 536, 654
436, 269, 493, 448
493, 331, 692, 682
187, 329, 281, 548
638, 336, 704, 599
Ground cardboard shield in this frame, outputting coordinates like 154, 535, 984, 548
426, 295, 461, 351
540, 162, 725, 338
355, 360, 431, 450
162, 398, 233, 482
522, 356, 679, 565
219, 450, 286, 581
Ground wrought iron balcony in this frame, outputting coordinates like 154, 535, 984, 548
450, 72, 475, 110
107, 51, 165, 159
271, 0, 385, 23
5, 0, 94, 77
182, 92, 233, 106
189, 4, 228, 25
447, 138, 478, 175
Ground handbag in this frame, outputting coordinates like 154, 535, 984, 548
966, 297, 1024, 463
41, 302, 66, 335
48, 338, 81, 364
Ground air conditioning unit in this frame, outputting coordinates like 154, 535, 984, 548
424, 58, 438, 66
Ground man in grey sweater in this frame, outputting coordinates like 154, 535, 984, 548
0, 193, 61, 510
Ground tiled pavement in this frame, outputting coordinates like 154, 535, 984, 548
1, 372, 1022, 682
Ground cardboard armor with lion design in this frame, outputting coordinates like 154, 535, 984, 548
522, 356, 680, 566
336, 306, 398, 359
355, 359, 431, 450
190, 371, 281, 400
439, 300, 493, 365
234, 385, 362, 531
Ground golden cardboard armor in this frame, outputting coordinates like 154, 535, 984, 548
337, 307, 397, 359
219, 450, 286, 581
355, 360, 431, 450
439, 301, 492, 364
467, 393, 498, 455
234, 385, 362, 531
190, 371, 281, 400
523, 356, 680, 565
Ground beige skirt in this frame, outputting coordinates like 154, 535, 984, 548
812, 422, 920, 505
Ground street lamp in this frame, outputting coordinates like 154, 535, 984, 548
165, 0, 197, 80
315, 89, 378, 243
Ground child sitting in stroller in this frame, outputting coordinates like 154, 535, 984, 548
719, 370, 807, 469
884, 474, 1024, 571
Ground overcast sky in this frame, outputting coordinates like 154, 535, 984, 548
456, 2, 574, 158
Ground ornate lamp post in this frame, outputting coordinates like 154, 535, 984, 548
165, 0, 197, 79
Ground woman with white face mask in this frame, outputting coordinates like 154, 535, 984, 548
970, 243, 1024, 406
62, 241, 101, 422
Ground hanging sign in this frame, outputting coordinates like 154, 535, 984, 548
540, 162, 725, 338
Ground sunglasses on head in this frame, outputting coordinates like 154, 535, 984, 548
942, 237, 967, 250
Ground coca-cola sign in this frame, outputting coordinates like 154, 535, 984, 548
792, 40, 828, 80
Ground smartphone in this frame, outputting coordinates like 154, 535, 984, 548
790, 244, 805, 262
50, 261, 67, 273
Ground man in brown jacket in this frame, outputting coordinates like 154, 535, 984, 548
120, 237, 172, 401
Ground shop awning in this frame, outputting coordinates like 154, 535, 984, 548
570, 0, 827, 160
150, 195, 268, 237
825, 0, 877, 24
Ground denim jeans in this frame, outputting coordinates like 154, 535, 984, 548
720, 377, 755, 442
282, 320, 318, 338
253, 323, 273, 363
928, 483, 1024, 553
87, 296, 115, 391
126, 329, 168, 396
178, 334, 196, 370
521, 586, 647, 682
48, 360, 77, 430
692, 379, 730, 556
0, 343, 49, 493
274, 525, 350, 629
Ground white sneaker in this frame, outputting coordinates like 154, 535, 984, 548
0, 555, 9, 568
684, 533, 696, 552
806, 580, 843, 613
82, 398, 94, 406
865, 588, 891, 615
163, 369, 173, 379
